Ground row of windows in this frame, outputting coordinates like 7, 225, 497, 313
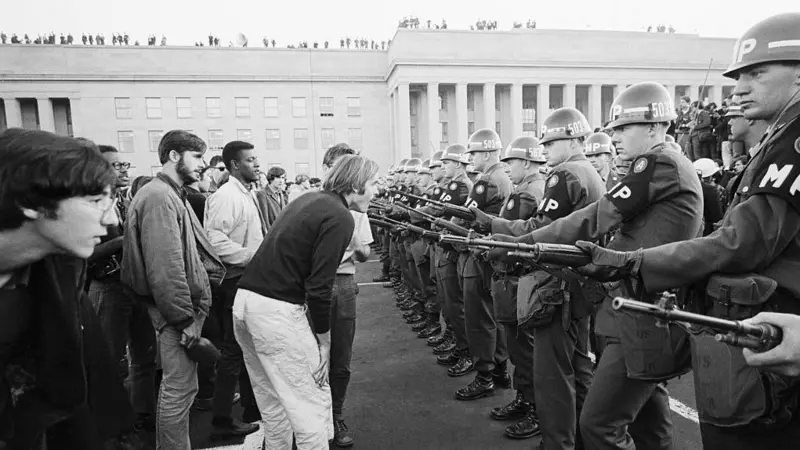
114, 96, 362, 120
116, 128, 363, 153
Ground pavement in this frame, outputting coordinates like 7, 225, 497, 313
190, 259, 703, 449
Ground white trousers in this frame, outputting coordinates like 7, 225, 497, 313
233, 289, 333, 450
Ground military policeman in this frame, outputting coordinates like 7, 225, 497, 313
454, 128, 513, 401
585, 132, 622, 189
485, 136, 547, 439
477, 107, 605, 450
432, 145, 475, 373
574, 13, 800, 450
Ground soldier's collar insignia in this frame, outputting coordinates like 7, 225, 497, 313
507, 199, 515, 210
449, 182, 458, 190
475, 184, 486, 194
795, 137, 800, 155
547, 174, 559, 188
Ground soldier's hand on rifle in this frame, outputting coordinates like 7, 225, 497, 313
469, 207, 493, 234
484, 233, 520, 261
742, 312, 800, 377
573, 241, 643, 282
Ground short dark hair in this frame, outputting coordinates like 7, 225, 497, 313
323, 143, 356, 168
98, 145, 118, 154
266, 166, 286, 183
130, 175, 154, 198
221, 140, 255, 171
680, 95, 691, 103
209, 155, 224, 167
309, 177, 321, 185
295, 174, 310, 184
0, 129, 116, 231
323, 154, 379, 196
157, 130, 206, 164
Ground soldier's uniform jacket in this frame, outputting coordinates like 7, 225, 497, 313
635, 101, 800, 429
444, 172, 474, 255
605, 168, 622, 191
518, 142, 704, 337
501, 172, 547, 221
410, 180, 447, 225
492, 153, 605, 236
464, 162, 513, 216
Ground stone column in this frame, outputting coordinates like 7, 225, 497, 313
689, 84, 701, 103
427, 83, 441, 151
482, 82, 496, 130
510, 83, 523, 138
398, 83, 412, 160
537, 83, 550, 131
389, 91, 397, 161
455, 83, 468, 142
564, 83, 576, 109
2, 98, 22, 128
37, 98, 55, 132
589, 84, 603, 128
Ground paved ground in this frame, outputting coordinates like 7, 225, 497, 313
190, 259, 702, 449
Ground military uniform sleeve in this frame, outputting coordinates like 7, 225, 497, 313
517, 192, 540, 221
491, 169, 581, 237
640, 194, 800, 292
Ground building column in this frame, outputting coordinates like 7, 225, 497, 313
69, 97, 81, 137
482, 82, 496, 130
2, 98, 22, 128
455, 83, 469, 142
589, 84, 603, 128
689, 84, 701, 103
427, 83, 441, 152
536, 83, 550, 131
37, 98, 55, 132
389, 91, 397, 162
712, 86, 723, 108
510, 83, 523, 138
398, 83, 412, 160
564, 84, 576, 109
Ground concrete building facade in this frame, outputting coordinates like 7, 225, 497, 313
0, 28, 737, 176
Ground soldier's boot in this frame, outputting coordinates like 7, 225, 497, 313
504, 410, 541, 440
454, 372, 495, 401
490, 391, 533, 421
402, 305, 424, 318
411, 313, 431, 332
491, 360, 512, 389
447, 350, 475, 377
432, 336, 456, 355
406, 311, 426, 325
399, 298, 419, 310
373, 273, 390, 283
427, 326, 452, 347
417, 315, 442, 338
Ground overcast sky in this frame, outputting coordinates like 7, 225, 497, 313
2, 0, 796, 46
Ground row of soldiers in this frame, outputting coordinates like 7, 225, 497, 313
368, 12, 800, 449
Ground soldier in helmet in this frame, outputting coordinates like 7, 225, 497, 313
432, 145, 475, 374
453, 128, 513, 402
574, 13, 800, 449
483, 136, 547, 440
476, 107, 605, 449
395, 159, 428, 327
585, 132, 622, 189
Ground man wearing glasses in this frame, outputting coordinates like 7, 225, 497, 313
88, 145, 158, 436
208, 155, 227, 192
0, 129, 137, 449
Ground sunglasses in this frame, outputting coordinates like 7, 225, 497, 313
111, 162, 131, 170
215, 166, 227, 172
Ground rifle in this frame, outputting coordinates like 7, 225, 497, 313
379, 216, 442, 241
390, 202, 472, 237
612, 296, 782, 352
438, 236, 592, 267
391, 189, 475, 221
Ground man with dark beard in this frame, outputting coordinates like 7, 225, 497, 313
122, 130, 226, 450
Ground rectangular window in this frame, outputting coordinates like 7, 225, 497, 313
208, 129, 224, 150
440, 122, 448, 144
145, 97, 162, 119
410, 126, 418, 148
295, 163, 310, 176
467, 90, 475, 112
148, 130, 163, 152
117, 130, 135, 153
321, 128, 335, 150
439, 95, 447, 112
237, 129, 252, 143
292, 97, 307, 118
265, 129, 281, 150
346, 97, 361, 117
348, 128, 363, 150
264, 97, 279, 118
496, 121, 501, 134
410, 98, 418, 117
235, 97, 250, 118
176, 97, 192, 118
294, 128, 309, 149
115, 97, 132, 119
468, 121, 475, 136
206, 97, 222, 118
319, 97, 334, 117
495, 91, 501, 111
